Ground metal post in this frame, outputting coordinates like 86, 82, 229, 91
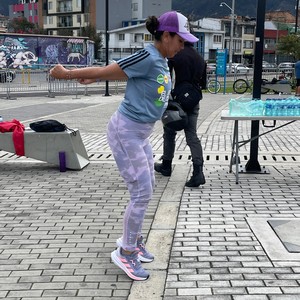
296, 0, 300, 33
220, 1, 235, 71
229, 0, 235, 71
105, 0, 110, 96
244, 0, 266, 172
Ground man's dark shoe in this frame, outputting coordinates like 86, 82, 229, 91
154, 159, 172, 176
185, 164, 206, 187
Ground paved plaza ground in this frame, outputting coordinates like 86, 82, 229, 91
0, 91, 300, 299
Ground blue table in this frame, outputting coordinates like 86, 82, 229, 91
221, 110, 299, 183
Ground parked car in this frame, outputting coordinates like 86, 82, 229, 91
93, 59, 116, 66
278, 62, 295, 71
227, 63, 252, 74
206, 63, 216, 74
262, 61, 277, 72
278, 62, 295, 77
0, 69, 16, 83
92, 59, 105, 66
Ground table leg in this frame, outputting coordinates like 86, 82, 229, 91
229, 120, 239, 183
229, 121, 236, 173
234, 120, 239, 184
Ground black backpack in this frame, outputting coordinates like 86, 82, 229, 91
29, 119, 67, 132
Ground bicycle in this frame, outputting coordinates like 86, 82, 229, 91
233, 74, 269, 94
206, 78, 221, 94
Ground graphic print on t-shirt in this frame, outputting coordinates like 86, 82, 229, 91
155, 74, 169, 107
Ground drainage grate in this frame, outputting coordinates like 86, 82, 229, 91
87, 152, 299, 164
0, 150, 298, 164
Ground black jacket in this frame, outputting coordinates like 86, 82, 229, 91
168, 43, 207, 90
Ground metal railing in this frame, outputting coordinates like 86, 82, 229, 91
1, 64, 293, 99
0, 64, 127, 100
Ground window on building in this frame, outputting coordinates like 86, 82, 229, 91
59, 1, 72, 12
213, 35, 222, 44
264, 38, 276, 50
144, 34, 154, 42
224, 23, 230, 36
243, 40, 253, 49
225, 39, 241, 53
132, 3, 138, 11
123, 48, 132, 53
134, 34, 143, 43
119, 34, 125, 41
48, 1, 53, 11
235, 40, 242, 52
76, 0, 81, 8
48, 16, 53, 24
58, 15, 72, 27
244, 26, 255, 34
84, 13, 89, 23
66, 1, 72, 12
224, 39, 230, 50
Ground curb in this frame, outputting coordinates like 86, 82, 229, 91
128, 164, 190, 299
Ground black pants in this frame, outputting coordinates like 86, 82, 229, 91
162, 103, 204, 166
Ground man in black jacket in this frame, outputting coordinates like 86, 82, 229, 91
155, 42, 206, 187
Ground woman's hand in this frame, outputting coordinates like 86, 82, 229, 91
49, 64, 69, 80
77, 78, 96, 85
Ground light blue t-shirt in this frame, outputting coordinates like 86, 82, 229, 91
117, 44, 171, 123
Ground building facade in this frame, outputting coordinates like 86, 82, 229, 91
221, 16, 256, 66
7, 1, 296, 64
131, 0, 171, 20
9, 0, 39, 25
42, 0, 93, 36
0, 15, 9, 33
192, 18, 225, 62
31, 0, 171, 36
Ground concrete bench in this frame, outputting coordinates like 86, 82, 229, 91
0, 129, 89, 170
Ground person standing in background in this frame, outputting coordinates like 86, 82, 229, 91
295, 60, 300, 96
155, 41, 206, 187
50, 11, 198, 281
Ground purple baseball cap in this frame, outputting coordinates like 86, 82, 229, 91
157, 11, 198, 43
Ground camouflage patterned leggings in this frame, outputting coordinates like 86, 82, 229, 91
107, 111, 155, 251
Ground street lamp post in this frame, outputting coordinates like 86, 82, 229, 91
105, 0, 110, 96
296, 0, 300, 33
220, 0, 235, 71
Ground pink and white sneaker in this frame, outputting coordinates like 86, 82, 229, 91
116, 236, 154, 263
111, 247, 149, 281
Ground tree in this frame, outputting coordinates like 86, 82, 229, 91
7, 17, 46, 34
80, 25, 102, 59
277, 33, 300, 61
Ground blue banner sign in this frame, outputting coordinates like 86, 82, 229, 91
216, 49, 228, 76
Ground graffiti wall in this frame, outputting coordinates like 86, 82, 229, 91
0, 33, 94, 69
